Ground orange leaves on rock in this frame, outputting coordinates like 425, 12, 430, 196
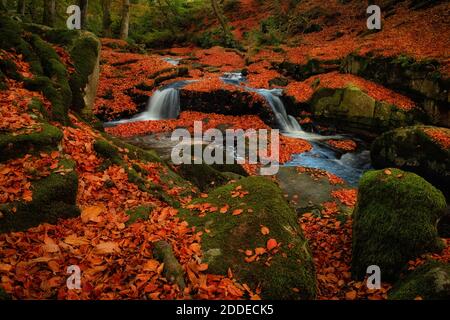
260, 226, 270, 235
327, 139, 357, 152
232, 209, 244, 216
331, 189, 358, 207
266, 238, 278, 251
424, 128, 450, 149
231, 185, 249, 198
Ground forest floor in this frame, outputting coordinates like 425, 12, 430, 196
1, 0, 450, 300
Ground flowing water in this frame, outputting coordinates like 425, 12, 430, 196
107, 67, 371, 184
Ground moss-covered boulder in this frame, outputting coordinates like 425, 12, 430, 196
352, 168, 446, 281
389, 261, 450, 300
181, 176, 317, 299
174, 163, 236, 192
0, 124, 63, 162
371, 126, 450, 193
310, 86, 421, 133
341, 54, 449, 127
0, 160, 79, 233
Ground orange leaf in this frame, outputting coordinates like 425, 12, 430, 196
260, 226, 270, 235
232, 209, 243, 216
266, 238, 278, 251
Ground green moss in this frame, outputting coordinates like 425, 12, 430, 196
24, 76, 70, 125
0, 123, 63, 162
28, 97, 49, 119
68, 33, 100, 113
94, 139, 122, 164
371, 125, 450, 192
352, 168, 446, 281
0, 160, 79, 233
175, 164, 231, 192
28, 35, 72, 124
125, 205, 154, 226
389, 261, 450, 300
180, 176, 317, 299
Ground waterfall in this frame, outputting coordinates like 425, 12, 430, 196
138, 87, 180, 120
256, 89, 303, 133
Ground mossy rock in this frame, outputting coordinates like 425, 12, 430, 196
310, 86, 418, 132
125, 205, 154, 226
371, 125, 450, 194
352, 168, 446, 281
0, 160, 79, 233
174, 163, 232, 192
0, 123, 63, 162
94, 138, 122, 164
181, 176, 317, 299
389, 261, 450, 300
68, 32, 100, 116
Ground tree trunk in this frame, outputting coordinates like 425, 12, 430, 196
79, 0, 88, 30
211, 0, 229, 37
43, 0, 56, 27
101, 0, 112, 37
119, 0, 130, 40
17, 0, 26, 16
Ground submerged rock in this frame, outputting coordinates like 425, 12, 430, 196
181, 176, 317, 299
352, 168, 446, 281
389, 261, 450, 300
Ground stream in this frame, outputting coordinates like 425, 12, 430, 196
105, 67, 371, 186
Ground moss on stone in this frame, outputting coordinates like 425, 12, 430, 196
180, 176, 317, 299
352, 168, 446, 281
125, 205, 154, 225
371, 125, 450, 193
68, 33, 100, 114
94, 139, 122, 164
389, 261, 450, 300
175, 163, 231, 192
0, 123, 63, 162
0, 160, 79, 233
28, 34, 72, 124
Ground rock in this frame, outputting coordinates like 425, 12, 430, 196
341, 54, 449, 127
310, 86, 419, 132
389, 261, 450, 300
351, 168, 446, 281
371, 125, 450, 193
180, 176, 317, 299
0, 159, 80, 233
0, 123, 63, 162
153, 240, 186, 290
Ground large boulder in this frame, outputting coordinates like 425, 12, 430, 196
389, 261, 450, 300
352, 168, 446, 281
310, 86, 421, 133
181, 176, 317, 299
371, 125, 450, 193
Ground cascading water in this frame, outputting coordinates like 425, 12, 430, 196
256, 88, 303, 133
105, 80, 192, 126
219, 72, 371, 183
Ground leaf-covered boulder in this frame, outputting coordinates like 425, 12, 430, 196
371, 125, 450, 193
352, 168, 446, 281
181, 176, 317, 299
389, 261, 450, 300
